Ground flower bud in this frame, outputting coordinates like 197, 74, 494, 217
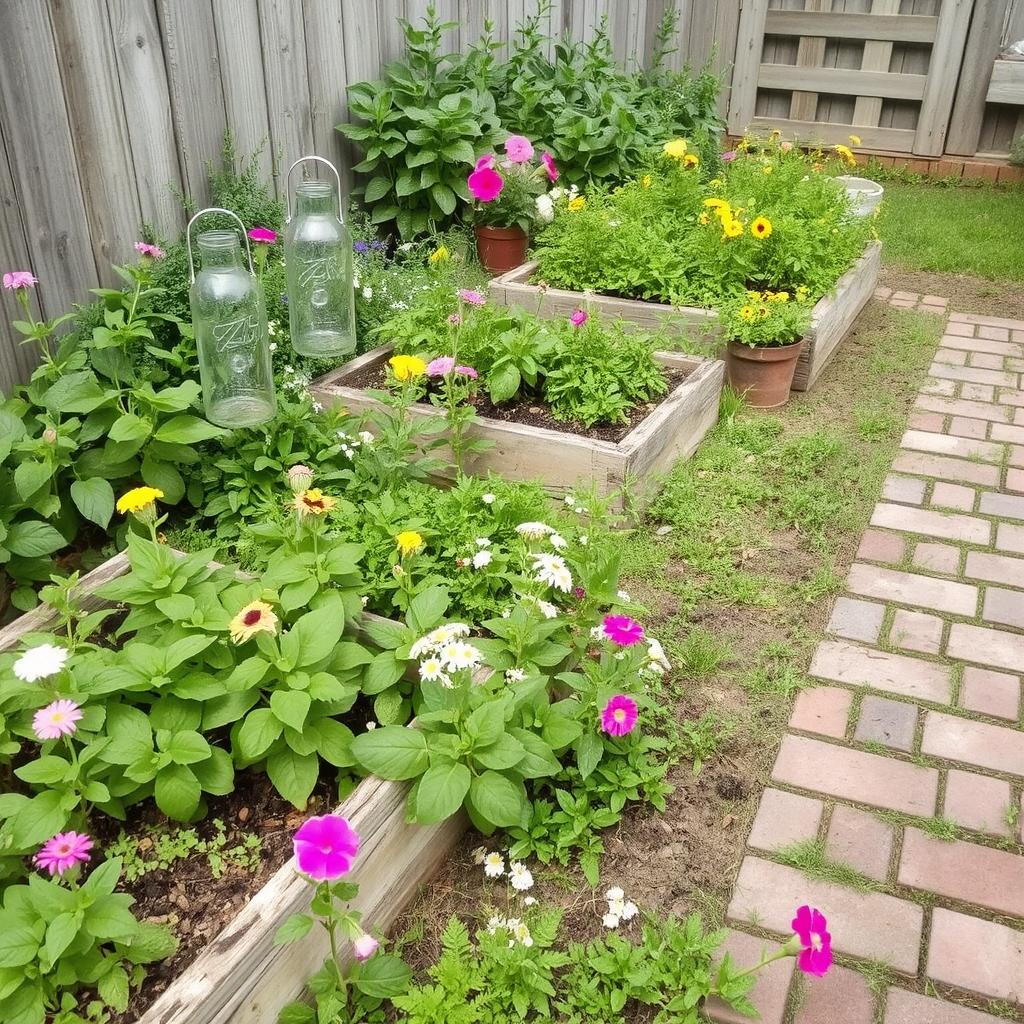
287, 464, 313, 494
43, 428, 57, 444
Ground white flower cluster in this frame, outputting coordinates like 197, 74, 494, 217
476, 849, 534, 891
282, 365, 312, 397
486, 915, 534, 947
336, 429, 375, 460
534, 182, 579, 224
515, 521, 554, 541
642, 637, 672, 676
602, 886, 639, 929
411, 623, 480, 687
563, 493, 588, 515
471, 537, 492, 570
13, 643, 69, 683
505, 668, 526, 683
522, 595, 559, 619
532, 552, 572, 593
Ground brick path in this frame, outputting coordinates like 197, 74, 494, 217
708, 311, 1024, 1023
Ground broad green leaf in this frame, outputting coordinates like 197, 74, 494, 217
153, 414, 227, 445
97, 964, 130, 1012
354, 952, 412, 998
5, 520, 65, 558
14, 461, 50, 500
85, 893, 139, 942
273, 913, 314, 946
44, 912, 81, 964
270, 690, 311, 733
576, 731, 604, 781
192, 746, 234, 795
411, 761, 470, 823
350, 726, 427, 780
0, 925, 42, 968
467, 771, 527, 829
236, 708, 283, 760
154, 762, 201, 820
70, 477, 115, 529
266, 747, 319, 808
165, 730, 211, 766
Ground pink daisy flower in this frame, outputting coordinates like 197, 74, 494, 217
504, 135, 535, 164
447, 313, 463, 326
34, 831, 93, 876
134, 241, 165, 260
601, 614, 645, 647
541, 151, 558, 182
474, 154, 496, 171
3, 271, 38, 290
467, 166, 504, 203
457, 289, 486, 306
600, 695, 638, 737
293, 814, 360, 881
721, 150, 737, 163
33, 699, 83, 741
247, 227, 277, 244
569, 308, 587, 327
455, 365, 478, 379
427, 356, 456, 377
792, 905, 832, 977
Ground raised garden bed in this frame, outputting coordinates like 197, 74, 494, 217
310, 345, 725, 503
488, 240, 882, 393
0, 552, 465, 1024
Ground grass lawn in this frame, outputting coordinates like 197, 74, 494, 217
876, 181, 1024, 282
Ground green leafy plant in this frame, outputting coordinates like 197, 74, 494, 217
718, 288, 814, 348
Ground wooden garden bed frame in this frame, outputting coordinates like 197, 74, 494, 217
0, 552, 465, 1024
487, 240, 882, 392
310, 345, 725, 504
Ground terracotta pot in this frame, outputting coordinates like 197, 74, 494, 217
474, 224, 529, 275
725, 339, 803, 409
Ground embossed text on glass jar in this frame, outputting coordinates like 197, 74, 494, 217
190, 229, 276, 428
284, 179, 356, 359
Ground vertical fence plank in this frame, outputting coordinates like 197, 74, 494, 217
852, 0, 902, 128
258, 0, 315, 194
915, 0, 975, 154
789, 0, 831, 121
377, 0, 408, 63
49, 0, 142, 275
302, 0, 352, 190
157, 0, 228, 205
105, 0, 184, 242
0, 0, 97, 316
728, 0, 770, 132
213, 0, 274, 188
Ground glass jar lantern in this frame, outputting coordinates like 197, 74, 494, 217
284, 156, 356, 359
187, 208, 276, 429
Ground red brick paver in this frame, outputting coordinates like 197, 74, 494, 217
719, 311, 1024, 1023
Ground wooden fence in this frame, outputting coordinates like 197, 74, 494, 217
0, 0, 1020, 393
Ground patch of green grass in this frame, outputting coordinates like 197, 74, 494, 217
774, 839, 881, 892
675, 628, 732, 676
744, 657, 809, 701
877, 182, 1024, 281
678, 711, 735, 774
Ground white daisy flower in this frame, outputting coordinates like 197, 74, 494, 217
513, 921, 533, 946
486, 914, 506, 933
362, 286, 373, 300
648, 638, 671, 673
516, 522, 554, 540
284, 365, 294, 374
579, 535, 588, 546
419, 657, 445, 681
549, 533, 567, 550
482, 493, 496, 504
269, 341, 278, 352
13, 643, 69, 683
532, 553, 572, 592
505, 668, 526, 683
509, 862, 534, 891
564, 494, 576, 506
535, 599, 559, 619
484, 853, 505, 878
358, 430, 374, 444
608, 897, 625, 918
602, 913, 620, 929
620, 901, 639, 921
606, 886, 625, 901
409, 635, 435, 659
475, 537, 491, 548
472, 550, 493, 569
440, 642, 482, 671
366, 721, 376, 731
523, 896, 537, 906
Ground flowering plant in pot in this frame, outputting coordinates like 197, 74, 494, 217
468, 135, 559, 274
719, 288, 813, 409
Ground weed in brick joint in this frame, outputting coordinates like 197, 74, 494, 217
773, 838, 881, 894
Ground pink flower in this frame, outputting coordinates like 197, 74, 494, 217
601, 614, 645, 647
427, 356, 456, 377
505, 135, 535, 164
468, 166, 504, 203
34, 831, 93, 876
573, 586, 586, 600
248, 227, 277, 244
569, 308, 587, 327
353, 933, 379, 961
721, 150, 737, 163
600, 695, 638, 737
475, 154, 496, 171
541, 152, 558, 182
293, 814, 360, 880
447, 313, 463, 327
3, 271, 37, 290
458, 289, 486, 306
780, 141, 793, 153
33, 700, 83, 741
792, 906, 832, 977
134, 241, 165, 260
455, 365, 478, 379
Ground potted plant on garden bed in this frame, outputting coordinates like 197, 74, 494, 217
719, 288, 813, 408
468, 135, 559, 274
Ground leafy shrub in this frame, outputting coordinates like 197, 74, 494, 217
718, 288, 814, 347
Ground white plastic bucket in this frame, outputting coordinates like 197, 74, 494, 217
835, 175, 884, 217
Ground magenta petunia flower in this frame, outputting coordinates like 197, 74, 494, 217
248, 227, 277, 244
504, 135, 535, 164
569, 308, 587, 327
458, 289, 486, 306
3, 271, 37, 290
293, 814, 360, 880
134, 241, 165, 260
353, 933, 379, 961
721, 150, 737, 163
34, 831, 93, 876
455, 365, 478, 378
601, 614, 645, 647
601, 695, 638, 737
475, 154, 495, 171
792, 905, 832, 977
447, 313, 463, 327
541, 151, 558, 182
33, 699, 83, 741
468, 166, 504, 203
427, 356, 456, 377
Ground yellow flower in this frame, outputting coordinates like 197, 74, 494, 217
763, 165, 773, 175
641, 174, 652, 188
396, 530, 424, 557
294, 488, 337, 517
796, 285, 810, 300
709, 178, 723, 188
722, 219, 743, 239
568, 196, 586, 212
750, 216, 773, 240
769, 290, 789, 303
739, 305, 757, 322
703, 198, 729, 211
848, 134, 862, 147
833, 144, 856, 167
663, 138, 688, 160
428, 244, 450, 264
229, 600, 278, 644
746, 290, 762, 300
698, 212, 709, 225
683, 154, 699, 169
116, 486, 164, 517
389, 354, 427, 381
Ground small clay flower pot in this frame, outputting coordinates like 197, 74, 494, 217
725, 339, 804, 409
475, 224, 529, 275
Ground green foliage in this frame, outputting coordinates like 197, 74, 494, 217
108, 820, 262, 882
718, 288, 814, 348
1011, 133, 1024, 167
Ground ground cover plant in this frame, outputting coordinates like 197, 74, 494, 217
531, 133, 872, 309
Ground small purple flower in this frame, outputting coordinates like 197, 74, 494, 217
447, 313, 463, 327
134, 241, 165, 260
569, 308, 587, 327
458, 289, 486, 306
370, 240, 387, 250
455, 365, 478, 379
353, 240, 370, 253
3, 271, 38, 290
427, 356, 456, 377
721, 150, 737, 162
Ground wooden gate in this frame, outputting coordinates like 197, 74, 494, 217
728, 0, 975, 156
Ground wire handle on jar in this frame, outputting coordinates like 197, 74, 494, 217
286, 156, 344, 224
186, 207, 255, 282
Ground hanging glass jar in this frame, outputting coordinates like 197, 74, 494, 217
187, 208, 276, 429
284, 156, 356, 359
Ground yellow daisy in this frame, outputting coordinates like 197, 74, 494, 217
568, 196, 586, 212
116, 486, 164, 517
294, 488, 337, 517
739, 306, 757, 322
848, 134, 861, 147
229, 601, 278, 644
833, 144, 856, 167
396, 530, 424, 557
683, 154, 699, 169
722, 219, 743, 239
662, 138, 688, 160
428, 245, 450, 265
641, 174, 652, 188
389, 354, 427, 381
750, 216, 773, 240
